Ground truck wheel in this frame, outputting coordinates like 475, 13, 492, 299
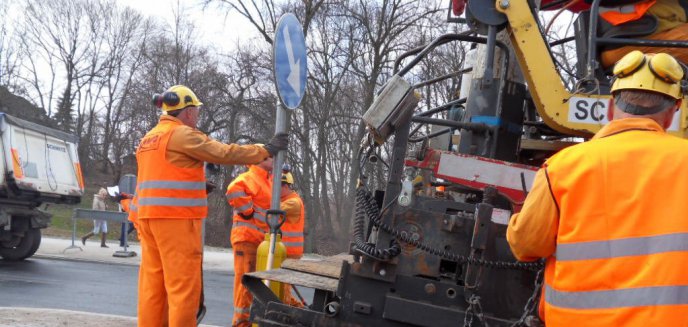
0, 228, 42, 261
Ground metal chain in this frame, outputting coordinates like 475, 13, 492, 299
463, 295, 487, 327
463, 303, 474, 327
511, 267, 545, 327
463, 305, 473, 327
357, 187, 542, 271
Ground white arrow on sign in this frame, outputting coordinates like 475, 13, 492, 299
282, 25, 301, 94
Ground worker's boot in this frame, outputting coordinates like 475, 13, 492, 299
100, 232, 108, 248
81, 232, 94, 245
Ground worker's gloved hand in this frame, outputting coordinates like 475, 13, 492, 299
263, 132, 289, 157
238, 210, 254, 220
113, 192, 124, 203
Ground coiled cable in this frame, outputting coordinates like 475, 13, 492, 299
353, 186, 401, 261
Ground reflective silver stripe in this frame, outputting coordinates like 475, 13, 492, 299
255, 207, 277, 223
138, 181, 206, 190
233, 221, 267, 233
138, 197, 207, 207
235, 202, 253, 213
283, 241, 303, 247
556, 233, 688, 261
545, 285, 688, 309
129, 203, 137, 212
226, 191, 247, 201
233, 306, 250, 314
282, 231, 303, 237
253, 212, 267, 223
599, 4, 637, 15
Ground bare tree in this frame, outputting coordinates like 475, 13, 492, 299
21, 0, 98, 132
96, 3, 150, 173
334, 0, 442, 241
0, 2, 25, 94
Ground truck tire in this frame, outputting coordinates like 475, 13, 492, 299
0, 228, 41, 261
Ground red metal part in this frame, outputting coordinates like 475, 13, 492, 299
452, 0, 466, 16
407, 149, 538, 206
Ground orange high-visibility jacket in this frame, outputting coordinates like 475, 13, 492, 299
135, 119, 207, 219
511, 118, 688, 325
127, 197, 139, 229
280, 192, 305, 258
599, 0, 656, 25
227, 165, 272, 246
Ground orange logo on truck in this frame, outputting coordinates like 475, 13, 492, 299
11, 148, 23, 179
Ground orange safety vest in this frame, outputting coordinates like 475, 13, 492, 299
542, 119, 688, 325
128, 196, 139, 226
280, 192, 305, 258
226, 165, 272, 246
135, 119, 207, 219
599, 0, 657, 25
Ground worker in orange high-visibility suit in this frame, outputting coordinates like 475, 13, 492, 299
597, 0, 688, 67
507, 51, 688, 326
279, 171, 306, 307
134, 84, 288, 327
115, 192, 137, 246
226, 157, 274, 327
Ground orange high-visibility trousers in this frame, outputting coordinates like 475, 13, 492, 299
282, 284, 305, 307
138, 218, 203, 327
232, 242, 258, 327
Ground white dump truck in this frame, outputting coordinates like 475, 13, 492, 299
0, 113, 83, 260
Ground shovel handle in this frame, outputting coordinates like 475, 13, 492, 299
266, 209, 287, 233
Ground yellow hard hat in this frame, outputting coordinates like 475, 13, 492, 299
611, 51, 685, 100
281, 172, 294, 185
151, 85, 203, 111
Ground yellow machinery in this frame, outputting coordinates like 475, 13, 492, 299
499, 0, 687, 138
242, 1, 688, 326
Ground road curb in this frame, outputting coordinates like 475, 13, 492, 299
0, 307, 222, 327
33, 253, 140, 267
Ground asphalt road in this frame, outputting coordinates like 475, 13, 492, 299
0, 257, 234, 326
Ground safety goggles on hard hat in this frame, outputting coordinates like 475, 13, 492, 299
611, 51, 685, 100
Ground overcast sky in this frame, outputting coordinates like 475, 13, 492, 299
116, 0, 259, 52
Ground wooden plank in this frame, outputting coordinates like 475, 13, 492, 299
246, 269, 339, 292
281, 254, 353, 279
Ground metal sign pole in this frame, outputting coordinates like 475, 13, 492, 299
267, 100, 287, 272
265, 12, 305, 279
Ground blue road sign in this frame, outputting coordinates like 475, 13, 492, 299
273, 13, 307, 110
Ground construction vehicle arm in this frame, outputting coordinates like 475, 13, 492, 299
496, 0, 687, 138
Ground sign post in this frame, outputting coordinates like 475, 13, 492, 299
266, 13, 307, 273
113, 174, 137, 258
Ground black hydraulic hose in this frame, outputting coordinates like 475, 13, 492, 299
409, 127, 452, 143
411, 116, 492, 133
353, 187, 401, 261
